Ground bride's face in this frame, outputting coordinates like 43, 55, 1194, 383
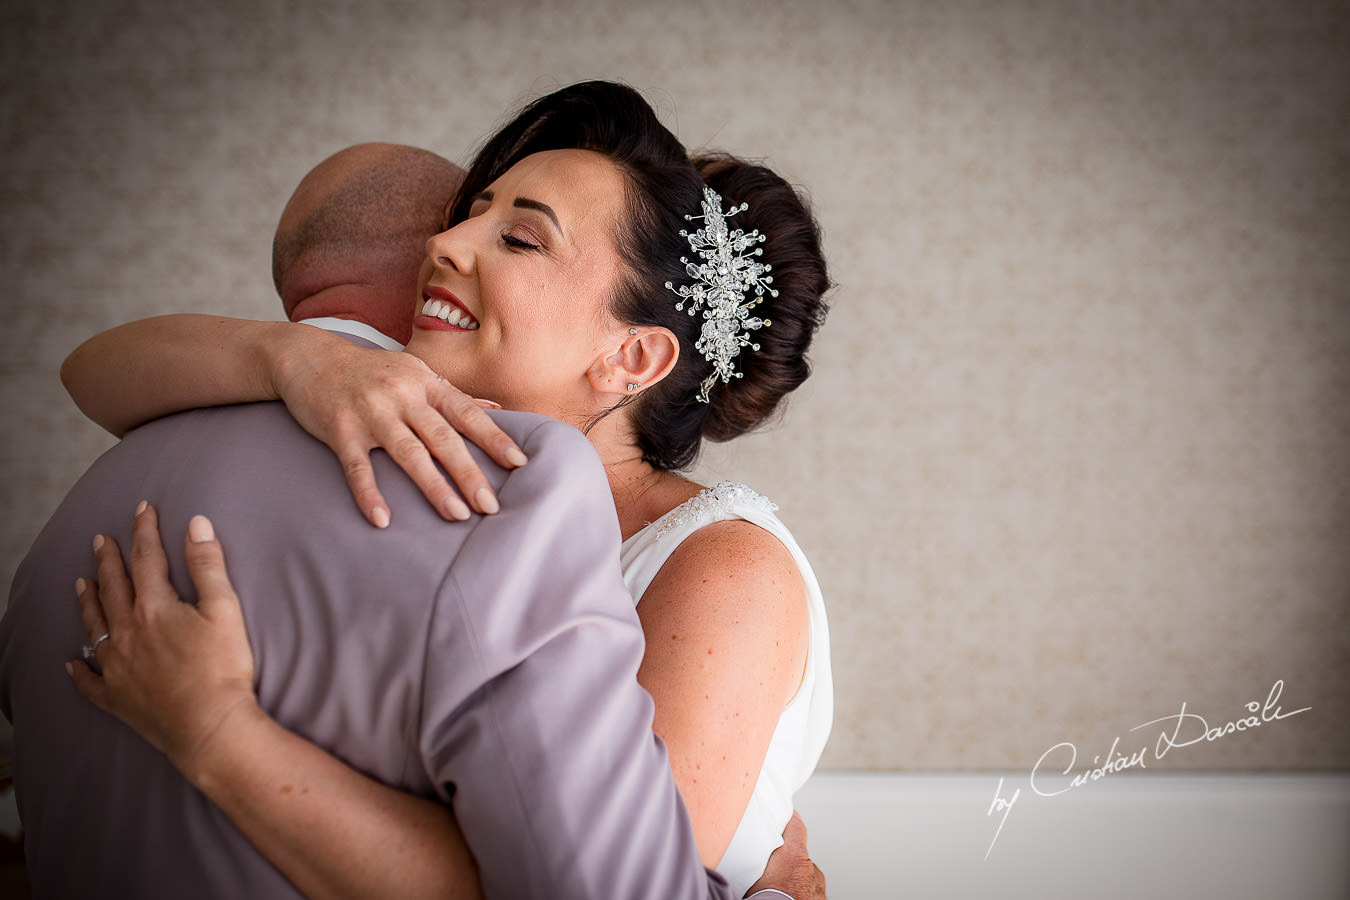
403, 149, 631, 419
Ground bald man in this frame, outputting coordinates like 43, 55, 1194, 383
273, 142, 462, 347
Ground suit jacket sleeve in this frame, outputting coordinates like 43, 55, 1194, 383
416, 417, 739, 899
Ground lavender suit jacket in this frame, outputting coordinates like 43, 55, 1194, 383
0, 394, 739, 898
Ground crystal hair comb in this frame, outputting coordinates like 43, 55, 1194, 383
666, 187, 776, 403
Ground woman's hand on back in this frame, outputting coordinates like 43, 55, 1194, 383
69, 502, 486, 900
268, 330, 529, 527
70, 504, 260, 779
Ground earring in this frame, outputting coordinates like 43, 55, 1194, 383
627, 382, 642, 392
629, 327, 639, 335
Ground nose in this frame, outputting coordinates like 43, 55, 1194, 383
426, 220, 475, 275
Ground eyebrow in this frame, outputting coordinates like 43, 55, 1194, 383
470, 190, 563, 236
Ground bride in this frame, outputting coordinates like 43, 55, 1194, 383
64, 80, 832, 898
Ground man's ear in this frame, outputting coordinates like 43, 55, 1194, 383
588, 328, 679, 397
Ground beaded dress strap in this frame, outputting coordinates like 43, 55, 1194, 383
651, 482, 779, 540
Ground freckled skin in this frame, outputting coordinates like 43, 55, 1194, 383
633, 511, 810, 865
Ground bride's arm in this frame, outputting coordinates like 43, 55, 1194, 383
61, 314, 296, 436
70, 505, 481, 900
634, 520, 811, 866
192, 705, 482, 900
62, 314, 525, 524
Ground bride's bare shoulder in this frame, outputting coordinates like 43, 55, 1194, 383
639, 518, 807, 695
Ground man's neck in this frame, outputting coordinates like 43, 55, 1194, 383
288, 282, 414, 345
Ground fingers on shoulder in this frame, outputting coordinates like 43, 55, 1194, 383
333, 449, 390, 525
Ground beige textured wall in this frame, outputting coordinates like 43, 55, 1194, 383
1, 0, 1346, 773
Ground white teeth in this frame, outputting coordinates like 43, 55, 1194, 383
422, 296, 478, 329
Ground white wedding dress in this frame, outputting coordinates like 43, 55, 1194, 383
620, 482, 833, 897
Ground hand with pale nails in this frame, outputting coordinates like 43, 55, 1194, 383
69, 502, 261, 780
267, 336, 527, 528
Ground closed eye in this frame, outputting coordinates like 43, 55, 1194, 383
502, 233, 540, 251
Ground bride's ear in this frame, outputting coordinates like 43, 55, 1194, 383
589, 327, 679, 397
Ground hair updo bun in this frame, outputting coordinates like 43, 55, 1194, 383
614, 151, 830, 470
451, 80, 830, 471
688, 153, 831, 444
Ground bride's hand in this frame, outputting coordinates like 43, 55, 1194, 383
69, 503, 260, 780
269, 330, 527, 527
748, 811, 827, 899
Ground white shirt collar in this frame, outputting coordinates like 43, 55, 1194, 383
296, 317, 404, 351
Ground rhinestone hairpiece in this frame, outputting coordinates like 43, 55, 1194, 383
665, 187, 776, 403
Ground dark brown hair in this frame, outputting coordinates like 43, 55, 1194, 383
454, 81, 830, 470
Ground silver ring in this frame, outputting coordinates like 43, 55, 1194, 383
82, 632, 110, 661
436, 375, 446, 383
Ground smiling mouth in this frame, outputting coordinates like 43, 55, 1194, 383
420, 298, 480, 330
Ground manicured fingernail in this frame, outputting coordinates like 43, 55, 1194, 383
475, 487, 499, 515
188, 515, 215, 543
75, 578, 87, 595
92, 535, 105, 552
505, 447, 528, 467
443, 495, 471, 521
135, 500, 148, 516
474, 397, 503, 410
370, 507, 390, 529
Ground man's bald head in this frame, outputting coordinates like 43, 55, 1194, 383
273, 143, 465, 344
